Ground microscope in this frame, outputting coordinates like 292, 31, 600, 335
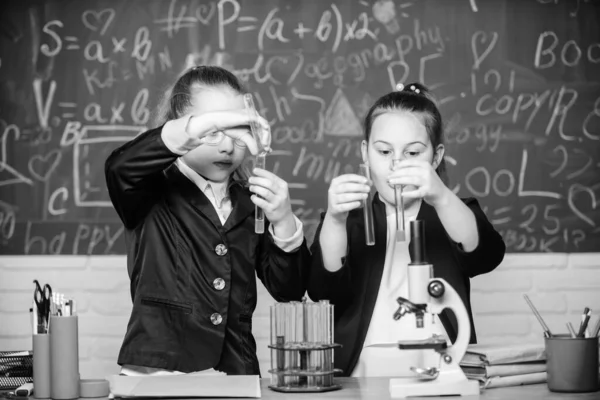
389, 220, 480, 398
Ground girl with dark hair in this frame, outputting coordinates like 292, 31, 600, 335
307, 83, 505, 377
105, 66, 309, 375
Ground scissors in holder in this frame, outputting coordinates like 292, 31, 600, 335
33, 279, 52, 327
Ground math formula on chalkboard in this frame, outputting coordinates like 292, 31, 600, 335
0, 0, 598, 254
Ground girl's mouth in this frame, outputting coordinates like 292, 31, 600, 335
213, 161, 233, 169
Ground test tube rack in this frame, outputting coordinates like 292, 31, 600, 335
268, 299, 342, 392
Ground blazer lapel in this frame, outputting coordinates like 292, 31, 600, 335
223, 183, 254, 232
165, 165, 224, 229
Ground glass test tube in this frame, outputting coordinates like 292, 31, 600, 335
359, 164, 375, 246
290, 301, 299, 385
243, 94, 267, 234
271, 303, 285, 386
317, 301, 326, 387
328, 302, 334, 385
391, 159, 406, 242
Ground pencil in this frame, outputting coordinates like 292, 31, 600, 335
566, 322, 577, 338
523, 294, 552, 338
592, 316, 600, 338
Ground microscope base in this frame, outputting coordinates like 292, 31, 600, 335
389, 369, 480, 398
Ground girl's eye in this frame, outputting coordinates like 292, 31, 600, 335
406, 151, 421, 157
378, 149, 392, 156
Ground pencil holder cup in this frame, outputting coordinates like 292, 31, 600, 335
32, 334, 51, 398
49, 315, 80, 399
545, 334, 599, 393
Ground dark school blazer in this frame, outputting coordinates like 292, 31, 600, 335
105, 126, 310, 374
307, 194, 506, 376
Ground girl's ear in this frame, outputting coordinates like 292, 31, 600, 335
432, 144, 445, 169
361, 140, 368, 164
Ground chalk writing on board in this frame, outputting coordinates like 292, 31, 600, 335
469, 0, 479, 12
0, 0, 598, 254
537, 0, 594, 18
534, 31, 600, 69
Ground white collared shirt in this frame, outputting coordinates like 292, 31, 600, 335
176, 158, 233, 224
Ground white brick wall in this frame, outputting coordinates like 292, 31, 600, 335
1, 254, 599, 379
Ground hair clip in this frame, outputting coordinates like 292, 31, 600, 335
406, 84, 420, 94
395, 83, 404, 91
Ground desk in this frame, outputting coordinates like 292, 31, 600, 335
102, 378, 599, 399
3, 378, 598, 400
258, 378, 597, 399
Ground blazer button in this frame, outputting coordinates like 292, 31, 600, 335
213, 278, 225, 291
215, 244, 228, 256
210, 313, 223, 325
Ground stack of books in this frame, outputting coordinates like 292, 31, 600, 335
460, 342, 546, 389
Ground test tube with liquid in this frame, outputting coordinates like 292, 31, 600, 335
289, 301, 299, 386
244, 93, 267, 234
391, 159, 406, 242
270, 304, 285, 387
358, 164, 375, 246
317, 300, 332, 386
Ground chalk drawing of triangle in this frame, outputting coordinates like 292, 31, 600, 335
324, 89, 362, 137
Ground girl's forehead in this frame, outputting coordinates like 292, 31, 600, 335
370, 111, 429, 145
189, 86, 244, 114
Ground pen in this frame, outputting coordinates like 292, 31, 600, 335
579, 307, 589, 328
591, 316, 600, 338
566, 322, 577, 338
523, 294, 552, 338
577, 309, 591, 338
30, 305, 35, 335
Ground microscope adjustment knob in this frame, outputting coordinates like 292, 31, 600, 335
428, 280, 445, 298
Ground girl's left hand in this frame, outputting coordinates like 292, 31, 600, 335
248, 168, 295, 226
387, 159, 450, 208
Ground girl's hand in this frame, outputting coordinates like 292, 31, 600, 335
387, 159, 450, 208
249, 168, 295, 231
326, 174, 371, 223
186, 110, 271, 155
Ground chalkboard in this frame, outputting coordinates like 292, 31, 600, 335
0, 0, 599, 255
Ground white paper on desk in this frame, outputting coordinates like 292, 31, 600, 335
108, 374, 261, 398
120, 367, 225, 377
483, 372, 547, 389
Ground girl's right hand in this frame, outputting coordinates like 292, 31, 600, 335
186, 110, 271, 155
326, 174, 371, 222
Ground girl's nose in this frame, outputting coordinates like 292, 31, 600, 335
218, 136, 235, 154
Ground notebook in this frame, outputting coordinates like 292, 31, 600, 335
108, 373, 261, 398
